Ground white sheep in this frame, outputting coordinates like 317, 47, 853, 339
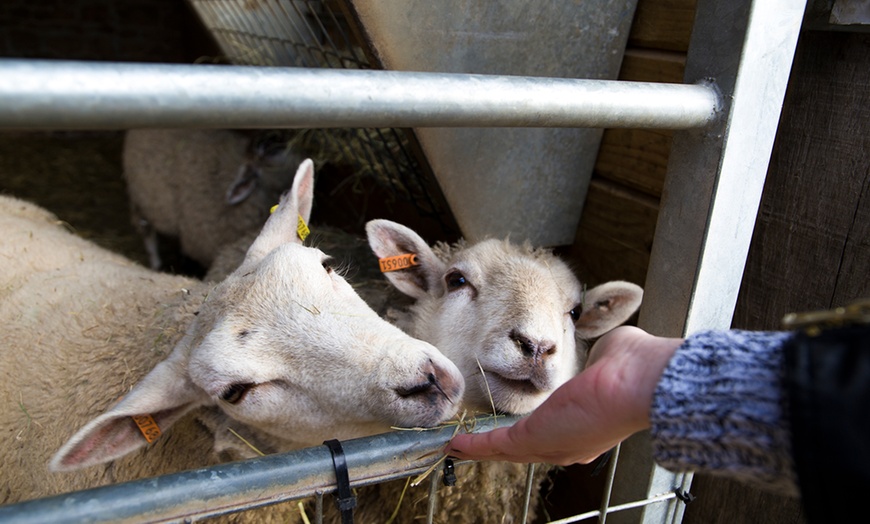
366, 219, 643, 416
339, 219, 644, 523
0, 160, 465, 518
123, 128, 303, 270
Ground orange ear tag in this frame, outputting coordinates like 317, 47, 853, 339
269, 205, 310, 242
379, 254, 419, 273
131, 414, 162, 443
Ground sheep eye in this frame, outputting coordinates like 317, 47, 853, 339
445, 270, 467, 290
569, 305, 582, 322
321, 256, 335, 274
221, 383, 252, 404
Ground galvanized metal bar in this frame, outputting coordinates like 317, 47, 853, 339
0, 416, 516, 524
549, 492, 680, 524
598, 444, 621, 524
610, 0, 808, 523
426, 467, 440, 524
0, 59, 720, 130
521, 463, 536, 523
314, 491, 323, 524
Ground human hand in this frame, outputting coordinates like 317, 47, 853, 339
445, 326, 683, 466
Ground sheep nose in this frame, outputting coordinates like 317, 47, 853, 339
396, 360, 459, 404
510, 329, 556, 359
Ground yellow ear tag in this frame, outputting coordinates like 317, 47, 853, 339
270, 204, 310, 242
379, 253, 419, 273
296, 215, 310, 241
131, 414, 161, 443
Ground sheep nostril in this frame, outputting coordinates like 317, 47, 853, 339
396, 371, 452, 402
510, 329, 556, 359
510, 330, 536, 356
396, 380, 433, 398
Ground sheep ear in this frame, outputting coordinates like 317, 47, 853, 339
225, 163, 260, 205
240, 159, 314, 270
366, 219, 446, 300
49, 358, 204, 472
575, 281, 644, 339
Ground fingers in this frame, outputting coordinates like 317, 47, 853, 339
446, 431, 604, 466
445, 428, 511, 461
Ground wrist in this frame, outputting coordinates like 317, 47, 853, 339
587, 326, 682, 433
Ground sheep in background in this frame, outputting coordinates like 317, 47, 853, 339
0, 160, 464, 517
123, 128, 303, 271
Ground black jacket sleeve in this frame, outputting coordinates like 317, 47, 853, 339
785, 324, 870, 523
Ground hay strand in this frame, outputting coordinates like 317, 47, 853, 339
227, 427, 265, 457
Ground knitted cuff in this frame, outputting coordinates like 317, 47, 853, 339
650, 329, 799, 495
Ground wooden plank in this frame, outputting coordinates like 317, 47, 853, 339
594, 128, 672, 198
568, 178, 658, 287
732, 30, 870, 328
619, 48, 686, 83
628, 0, 697, 52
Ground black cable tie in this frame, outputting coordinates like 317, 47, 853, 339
674, 488, 696, 504
324, 439, 356, 524
442, 458, 457, 486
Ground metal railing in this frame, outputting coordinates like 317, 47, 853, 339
0, 417, 519, 524
0, 60, 720, 131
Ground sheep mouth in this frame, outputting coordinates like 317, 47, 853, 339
486, 372, 541, 395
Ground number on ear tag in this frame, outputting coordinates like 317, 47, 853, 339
131, 414, 161, 443
379, 254, 419, 273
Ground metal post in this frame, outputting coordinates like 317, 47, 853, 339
0, 59, 719, 130
609, 0, 808, 523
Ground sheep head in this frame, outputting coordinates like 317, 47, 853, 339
50, 160, 464, 472
367, 219, 643, 416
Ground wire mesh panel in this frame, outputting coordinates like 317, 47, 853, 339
186, 0, 457, 237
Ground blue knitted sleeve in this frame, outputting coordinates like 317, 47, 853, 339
649, 329, 799, 495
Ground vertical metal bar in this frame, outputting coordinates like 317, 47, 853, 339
608, 0, 808, 523
426, 468, 440, 524
315, 491, 324, 524
521, 463, 536, 523
598, 444, 621, 524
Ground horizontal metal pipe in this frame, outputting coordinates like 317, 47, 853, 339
0, 415, 516, 524
0, 59, 721, 130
